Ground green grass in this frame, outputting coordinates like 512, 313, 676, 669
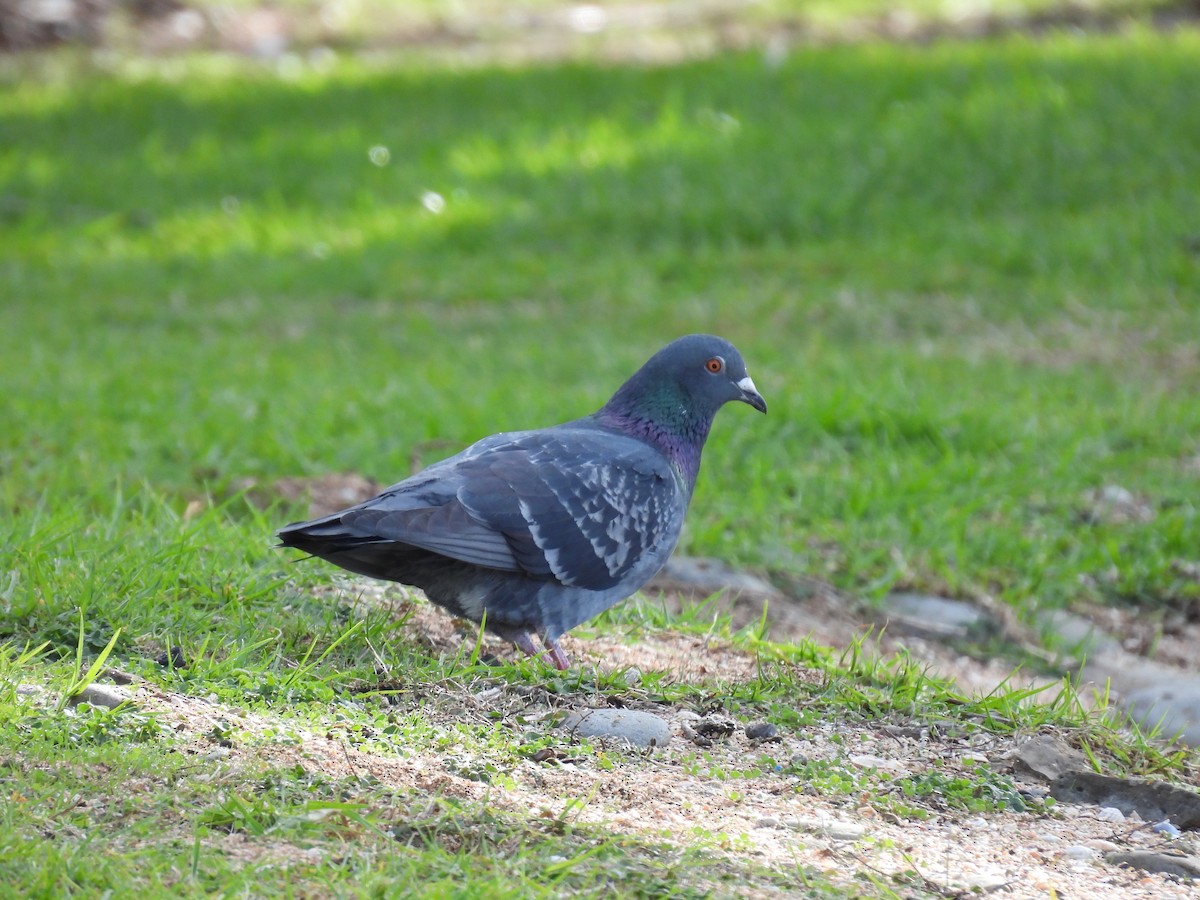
1, 26, 1199, 896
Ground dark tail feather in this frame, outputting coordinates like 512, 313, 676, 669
277, 518, 423, 583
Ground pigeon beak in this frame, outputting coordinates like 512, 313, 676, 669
736, 375, 767, 413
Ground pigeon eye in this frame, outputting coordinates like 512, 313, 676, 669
705, 357, 724, 374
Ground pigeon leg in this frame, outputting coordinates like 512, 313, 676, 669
542, 634, 571, 671
511, 630, 543, 661
506, 629, 569, 670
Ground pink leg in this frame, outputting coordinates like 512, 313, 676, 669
509, 630, 570, 670
511, 631, 542, 660
542, 635, 571, 670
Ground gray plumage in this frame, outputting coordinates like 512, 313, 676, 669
278, 334, 766, 668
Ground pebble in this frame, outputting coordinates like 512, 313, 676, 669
1096, 806, 1125, 823
788, 817, 867, 841
558, 708, 671, 748
745, 722, 778, 742
1151, 820, 1181, 838
695, 716, 736, 738
848, 754, 906, 773
156, 646, 187, 669
1105, 850, 1200, 879
70, 683, 134, 709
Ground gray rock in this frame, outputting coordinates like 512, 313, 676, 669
1039, 609, 1120, 657
878, 592, 999, 641
1152, 820, 1182, 838
787, 817, 867, 841
70, 683, 133, 709
559, 708, 670, 748
1051, 770, 1200, 830
745, 722, 779, 742
649, 556, 781, 601
1012, 734, 1089, 782
1105, 850, 1200, 879
1081, 652, 1180, 695
1014, 735, 1200, 829
1123, 680, 1200, 747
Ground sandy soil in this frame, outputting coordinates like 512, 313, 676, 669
124, 584, 1200, 898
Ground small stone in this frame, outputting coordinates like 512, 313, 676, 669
1152, 820, 1182, 838
681, 721, 712, 747
1105, 850, 1200, 879
745, 722, 778, 742
879, 592, 999, 641
1013, 734, 1088, 782
559, 708, 670, 748
70, 683, 133, 709
156, 646, 187, 669
695, 716, 736, 738
1097, 806, 1125, 823
1039, 609, 1120, 656
649, 556, 782, 602
851, 754, 909, 775
788, 817, 867, 841
961, 871, 1013, 892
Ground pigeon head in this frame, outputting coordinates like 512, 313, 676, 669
597, 334, 766, 478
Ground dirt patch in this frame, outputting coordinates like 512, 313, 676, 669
116, 581, 1200, 898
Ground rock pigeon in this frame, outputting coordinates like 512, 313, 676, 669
278, 334, 766, 669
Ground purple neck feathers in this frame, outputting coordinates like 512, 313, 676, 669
595, 406, 711, 488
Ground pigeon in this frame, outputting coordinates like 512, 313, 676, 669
278, 334, 766, 669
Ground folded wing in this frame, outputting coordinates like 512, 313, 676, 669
333, 429, 679, 592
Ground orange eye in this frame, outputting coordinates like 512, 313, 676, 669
705, 357, 724, 373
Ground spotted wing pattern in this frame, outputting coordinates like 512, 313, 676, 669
338, 429, 681, 592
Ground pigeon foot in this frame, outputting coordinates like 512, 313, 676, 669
510, 630, 571, 670
541, 635, 571, 671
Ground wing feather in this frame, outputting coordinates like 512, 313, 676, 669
335, 427, 681, 590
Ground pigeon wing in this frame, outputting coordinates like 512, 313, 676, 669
341, 430, 680, 591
